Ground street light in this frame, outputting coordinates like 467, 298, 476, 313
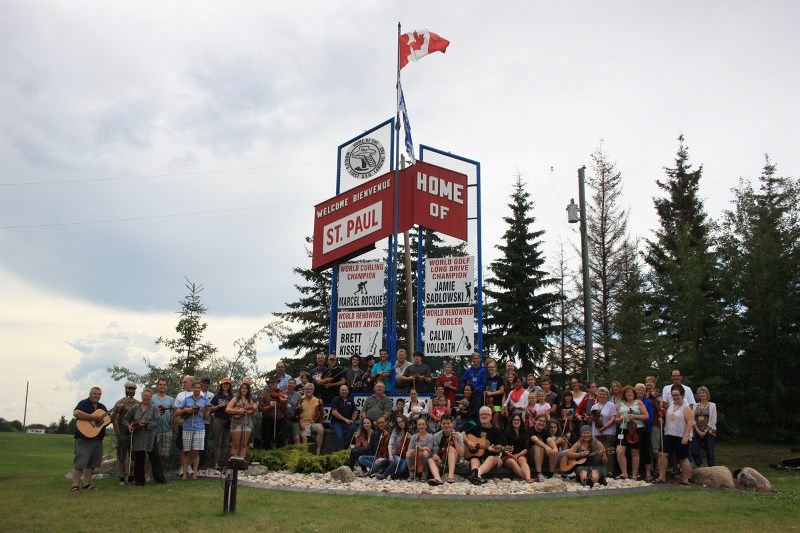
566, 166, 593, 381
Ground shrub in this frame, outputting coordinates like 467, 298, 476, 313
247, 445, 348, 473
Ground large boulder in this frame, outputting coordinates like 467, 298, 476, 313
245, 464, 269, 476
692, 466, 735, 488
329, 465, 356, 483
541, 477, 567, 492
736, 467, 773, 491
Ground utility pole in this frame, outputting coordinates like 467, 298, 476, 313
567, 166, 593, 381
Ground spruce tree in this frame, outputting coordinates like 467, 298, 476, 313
483, 174, 558, 373
156, 278, 218, 376
718, 157, 800, 440
644, 135, 720, 378
274, 237, 331, 369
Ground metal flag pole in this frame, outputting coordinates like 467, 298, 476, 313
389, 21, 402, 373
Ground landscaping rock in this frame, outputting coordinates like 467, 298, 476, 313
540, 477, 567, 492
692, 466, 735, 488
736, 467, 772, 491
245, 465, 269, 476
329, 466, 356, 483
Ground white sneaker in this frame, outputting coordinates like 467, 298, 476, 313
551, 473, 561, 480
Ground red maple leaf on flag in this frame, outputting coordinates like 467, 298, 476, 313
399, 29, 450, 69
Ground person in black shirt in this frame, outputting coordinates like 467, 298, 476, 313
462, 406, 506, 485
528, 413, 559, 481
71, 387, 108, 492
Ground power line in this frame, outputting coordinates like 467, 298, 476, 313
0, 161, 331, 186
0, 199, 312, 229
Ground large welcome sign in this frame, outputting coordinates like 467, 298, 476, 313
312, 174, 395, 271
313, 162, 468, 271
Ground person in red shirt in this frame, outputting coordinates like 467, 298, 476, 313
436, 360, 459, 408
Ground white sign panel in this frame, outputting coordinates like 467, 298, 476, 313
424, 256, 475, 306
423, 306, 474, 356
337, 260, 386, 309
336, 309, 383, 358
322, 201, 383, 254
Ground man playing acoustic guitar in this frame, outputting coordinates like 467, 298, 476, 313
462, 406, 506, 485
71, 387, 109, 492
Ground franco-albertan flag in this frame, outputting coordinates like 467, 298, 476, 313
398, 81, 414, 163
399, 29, 450, 69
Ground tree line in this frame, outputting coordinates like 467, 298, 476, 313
276, 135, 799, 443
105, 136, 798, 443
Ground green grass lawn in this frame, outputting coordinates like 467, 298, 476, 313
0, 433, 798, 532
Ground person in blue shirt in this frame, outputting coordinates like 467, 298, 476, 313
178, 381, 210, 480
461, 352, 487, 393
330, 384, 360, 450
371, 348, 392, 388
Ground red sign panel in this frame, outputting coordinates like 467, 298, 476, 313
312, 173, 396, 271
312, 162, 468, 271
401, 160, 468, 241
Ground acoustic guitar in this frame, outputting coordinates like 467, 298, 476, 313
559, 450, 603, 474
76, 409, 113, 439
463, 434, 512, 460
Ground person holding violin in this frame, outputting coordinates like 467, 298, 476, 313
319, 354, 347, 404
646, 375, 666, 460
226, 382, 256, 460
258, 377, 288, 450
427, 415, 464, 485
123, 388, 165, 485
375, 414, 411, 480
345, 354, 366, 393
656, 384, 695, 485
569, 376, 587, 407
403, 350, 433, 393
502, 412, 535, 483
589, 386, 618, 476
406, 418, 434, 481
359, 416, 391, 475
575, 381, 598, 422
347, 416, 373, 473
614, 385, 648, 480
566, 425, 609, 488
556, 390, 578, 443
463, 406, 506, 485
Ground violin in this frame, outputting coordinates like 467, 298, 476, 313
591, 409, 604, 430
376, 430, 390, 459
625, 419, 639, 444
413, 440, 424, 477
397, 432, 411, 458
439, 433, 453, 461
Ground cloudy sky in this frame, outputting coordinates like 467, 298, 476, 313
2, 1, 798, 425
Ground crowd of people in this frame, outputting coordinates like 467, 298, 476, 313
70, 350, 718, 491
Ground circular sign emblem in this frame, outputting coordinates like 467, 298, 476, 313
344, 138, 386, 180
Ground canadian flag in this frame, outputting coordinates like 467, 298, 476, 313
399, 29, 450, 69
